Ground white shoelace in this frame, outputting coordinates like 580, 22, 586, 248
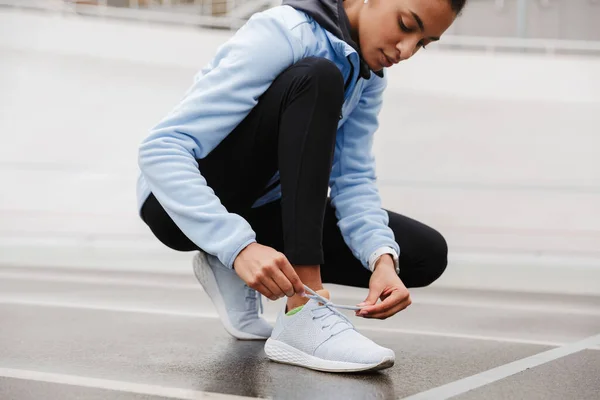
245, 285, 264, 314
302, 285, 359, 333
258, 291, 264, 314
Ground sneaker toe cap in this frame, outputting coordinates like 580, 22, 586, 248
314, 331, 395, 365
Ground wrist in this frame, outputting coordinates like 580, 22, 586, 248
373, 254, 394, 272
368, 246, 399, 275
233, 242, 257, 269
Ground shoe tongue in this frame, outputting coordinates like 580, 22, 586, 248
307, 298, 353, 335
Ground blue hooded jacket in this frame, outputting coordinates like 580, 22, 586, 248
137, 0, 400, 270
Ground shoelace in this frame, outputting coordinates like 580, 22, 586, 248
257, 290, 264, 314
302, 285, 358, 333
245, 285, 264, 315
245, 284, 360, 319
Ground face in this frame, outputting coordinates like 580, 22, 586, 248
357, 0, 456, 71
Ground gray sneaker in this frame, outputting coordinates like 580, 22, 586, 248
264, 286, 395, 372
193, 251, 273, 340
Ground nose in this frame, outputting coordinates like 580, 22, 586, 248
395, 40, 417, 61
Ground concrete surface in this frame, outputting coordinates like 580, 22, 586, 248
0, 304, 547, 398
456, 350, 600, 400
0, 266, 599, 399
1, 266, 600, 345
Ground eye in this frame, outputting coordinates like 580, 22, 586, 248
418, 40, 427, 49
399, 19, 413, 33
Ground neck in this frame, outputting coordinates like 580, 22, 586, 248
343, 0, 361, 46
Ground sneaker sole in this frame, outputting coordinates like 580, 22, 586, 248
193, 252, 269, 341
264, 338, 395, 373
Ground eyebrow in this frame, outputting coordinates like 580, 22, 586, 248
410, 11, 440, 41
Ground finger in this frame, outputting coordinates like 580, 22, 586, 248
271, 268, 295, 297
260, 273, 285, 299
358, 288, 381, 307
253, 282, 276, 301
278, 258, 305, 296
359, 290, 407, 315
364, 298, 411, 319
363, 294, 412, 319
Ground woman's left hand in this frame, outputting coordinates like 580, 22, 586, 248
355, 255, 411, 319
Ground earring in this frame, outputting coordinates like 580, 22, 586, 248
364, 0, 368, 3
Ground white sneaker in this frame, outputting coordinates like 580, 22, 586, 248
264, 286, 395, 372
193, 251, 273, 340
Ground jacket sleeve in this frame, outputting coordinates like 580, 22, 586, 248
328, 74, 400, 269
138, 13, 303, 268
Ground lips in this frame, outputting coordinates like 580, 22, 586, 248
380, 51, 394, 68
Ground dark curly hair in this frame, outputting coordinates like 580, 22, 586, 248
449, 0, 468, 15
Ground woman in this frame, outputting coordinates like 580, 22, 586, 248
138, 0, 466, 372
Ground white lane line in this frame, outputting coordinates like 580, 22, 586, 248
3, 272, 600, 317
0, 271, 198, 290
0, 297, 589, 348
401, 333, 600, 400
410, 298, 600, 317
0, 298, 208, 318
356, 327, 565, 347
0, 367, 260, 400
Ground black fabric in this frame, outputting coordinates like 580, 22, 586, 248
140, 57, 448, 289
282, 0, 382, 79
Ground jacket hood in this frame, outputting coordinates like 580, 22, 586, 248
281, 0, 383, 79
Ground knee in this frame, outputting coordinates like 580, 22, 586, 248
291, 57, 344, 102
141, 194, 198, 252
424, 230, 448, 286
414, 229, 449, 288
296, 57, 344, 85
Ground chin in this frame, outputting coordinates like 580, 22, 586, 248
370, 64, 384, 72
365, 57, 383, 73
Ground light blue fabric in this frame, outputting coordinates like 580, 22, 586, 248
137, 5, 400, 269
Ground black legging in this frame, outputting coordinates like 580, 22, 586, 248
141, 57, 448, 289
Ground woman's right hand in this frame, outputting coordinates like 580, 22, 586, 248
233, 243, 305, 300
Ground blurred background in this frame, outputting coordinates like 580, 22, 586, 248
1, 0, 599, 295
